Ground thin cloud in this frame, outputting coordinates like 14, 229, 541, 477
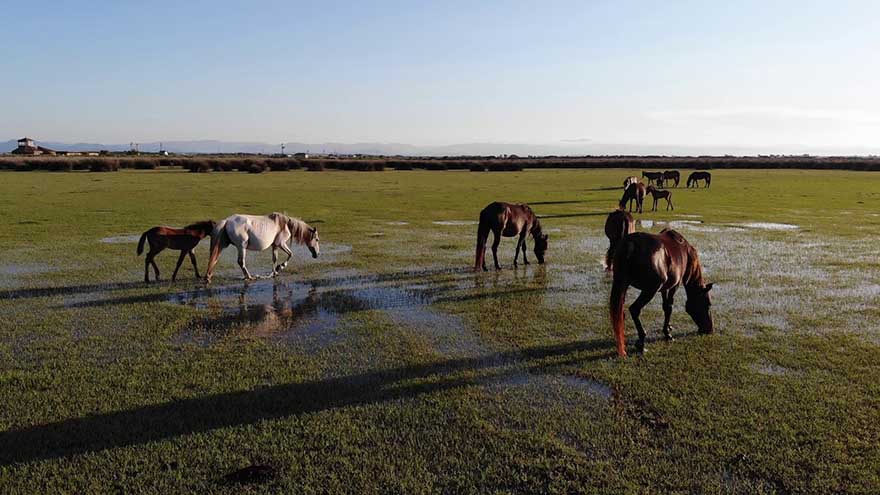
647, 107, 880, 126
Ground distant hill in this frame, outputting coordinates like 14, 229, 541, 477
4, 139, 879, 157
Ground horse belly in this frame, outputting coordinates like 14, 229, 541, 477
246, 237, 274, 251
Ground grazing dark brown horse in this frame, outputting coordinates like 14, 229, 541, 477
687, 171, 712, 188
662, 170, 680, 187
642, 171, 663, 185
619, 182, 646, 213
609, 229, 714, 357
475, 202, 548, 271
604, 209, 635, 272
137, 221, 215, 282
646, 185, 674, 211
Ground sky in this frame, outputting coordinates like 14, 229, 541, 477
2, 0, 880, 153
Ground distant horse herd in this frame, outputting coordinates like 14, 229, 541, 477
134, 169, 714, 357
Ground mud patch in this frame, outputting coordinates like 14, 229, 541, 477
100, 234, 142, 244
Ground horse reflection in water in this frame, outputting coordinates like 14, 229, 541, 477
204, 281, 326, 339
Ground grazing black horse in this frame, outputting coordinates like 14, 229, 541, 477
687, 171, 712, 188
642, 171, 663, 185
662, 170, 680, 187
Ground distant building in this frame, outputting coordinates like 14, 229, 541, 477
11, 137, 56, 155
293, 152, 310, 159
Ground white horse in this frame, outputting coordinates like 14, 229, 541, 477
205, 212, 320, 283
623, 176, 640, 190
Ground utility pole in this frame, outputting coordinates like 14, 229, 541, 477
281, 143, 286, 155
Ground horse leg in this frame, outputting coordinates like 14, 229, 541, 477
522, 234, 530, 265
275, 244, 294, 274
146, 246, 163, 282
513, 233, 525, 267
629, 286, 659, 353
171, 250, 187, 282
237, 243, 254, 280
144, 252, 152, 282
661, 288, 676, 341
668, 197, 673, 211
189, 250, 200, 278
491, 229, 502, 270
271, 246, 279, 276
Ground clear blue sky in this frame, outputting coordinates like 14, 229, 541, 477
3, 0, 879, 151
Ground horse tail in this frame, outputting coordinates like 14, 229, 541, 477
609, 239, 633, 357
136, 230, 149, 256
205, 220, 229, 283
474, 214, 491, 271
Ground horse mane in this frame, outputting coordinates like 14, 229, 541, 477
184, 220, 215, 232
267, 212, 313, 245
531, 217, 543, 237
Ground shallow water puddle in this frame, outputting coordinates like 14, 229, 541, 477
736, 222, 799, 231
100, 234, 142, 244
432, 220, 478, 226
167, 274, 476, 353
487, 372, 613, 401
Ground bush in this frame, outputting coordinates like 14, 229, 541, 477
469, 164, 487, 172
305, 161, 325, 171
86, 158, 119, 172
246, 163, 266, 173
266, 159, 291, 171
120, 158, 158, 170
487, 163, 523, 172
189, 161, 212, 173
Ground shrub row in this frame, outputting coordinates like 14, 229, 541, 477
4, 155, 880, 172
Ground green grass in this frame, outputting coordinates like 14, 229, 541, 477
1, 168, 879, 493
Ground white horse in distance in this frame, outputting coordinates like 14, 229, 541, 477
205, 212, 320, 283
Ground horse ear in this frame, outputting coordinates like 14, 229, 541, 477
704, 283, 714, 293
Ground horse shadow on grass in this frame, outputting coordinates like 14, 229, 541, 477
0, 338, 621, 466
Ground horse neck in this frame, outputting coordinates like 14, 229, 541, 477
530, 219, 543, 237
288, 218, 310, 245
683, 250, 705, 294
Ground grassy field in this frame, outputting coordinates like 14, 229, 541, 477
0, 168, 879, 494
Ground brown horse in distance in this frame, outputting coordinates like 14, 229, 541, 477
646, 185, 674, 211
475, 202, 548, 271
609, 229, 714, 356
604, 209, 635, 272
137, 220, 215, 282
619, 182, 646, 213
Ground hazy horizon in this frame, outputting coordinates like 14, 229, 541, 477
4, 1, 879, 153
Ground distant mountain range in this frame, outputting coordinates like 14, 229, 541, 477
4, 138, 879, 157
